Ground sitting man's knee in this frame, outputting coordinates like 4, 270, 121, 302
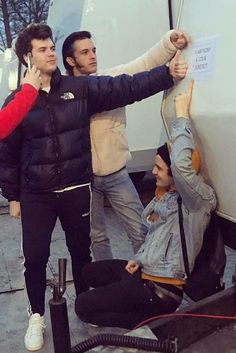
75, 292, 91, 319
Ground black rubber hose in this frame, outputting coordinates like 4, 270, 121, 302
71, 333, 177, 353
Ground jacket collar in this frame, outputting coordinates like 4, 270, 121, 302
50, 67, 62, 93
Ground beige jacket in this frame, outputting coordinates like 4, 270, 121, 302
91, 30, 178, 176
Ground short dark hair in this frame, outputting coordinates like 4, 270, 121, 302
15, 23, 53, 66
157, 143, 172, 176
62, 31, 92, 75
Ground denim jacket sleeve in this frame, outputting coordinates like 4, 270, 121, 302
170, 117, 216, 212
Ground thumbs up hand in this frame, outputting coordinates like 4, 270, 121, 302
169, 50, 188, 80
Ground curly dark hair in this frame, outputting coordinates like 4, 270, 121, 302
15, 23, 53, 66
62, 31, 92, 75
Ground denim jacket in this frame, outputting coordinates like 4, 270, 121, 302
134, 118, 216, 280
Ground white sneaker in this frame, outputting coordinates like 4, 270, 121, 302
24, 313, 46, 351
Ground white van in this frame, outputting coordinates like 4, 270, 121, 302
167, 1, 236, 231
2, 0, 236, 238
47, 0, 236, 228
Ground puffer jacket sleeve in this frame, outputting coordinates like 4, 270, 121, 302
170, 117, 216, 212
0, 93, 23, 201
87, 65, 174, 115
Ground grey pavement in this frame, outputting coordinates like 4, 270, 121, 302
0, 181, 236, 353
0, 203, 132, 353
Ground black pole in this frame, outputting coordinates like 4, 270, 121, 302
17, 61, 22, 88
59, 258, 67, 296
49, 258, 71, 353
168, 0, 174, 29
49, 297, 71, 353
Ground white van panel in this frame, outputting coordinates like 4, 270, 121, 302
47, 0, 170, 172
163, 0, 236, 220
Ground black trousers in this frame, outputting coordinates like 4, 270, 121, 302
20, 186, 92, 315
75, 260, 182, 329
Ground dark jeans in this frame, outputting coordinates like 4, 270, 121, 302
75, 260, 181, 329
20, 186, 92, 315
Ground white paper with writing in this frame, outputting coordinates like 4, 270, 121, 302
187, 35, 219, 81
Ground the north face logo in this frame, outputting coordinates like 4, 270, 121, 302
60, 92, 75, 100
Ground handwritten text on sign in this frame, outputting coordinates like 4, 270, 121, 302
188, 36, 219, 81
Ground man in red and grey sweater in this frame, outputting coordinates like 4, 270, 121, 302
0, 65, 41, 139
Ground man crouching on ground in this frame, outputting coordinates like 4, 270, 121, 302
74, 80, 216, 329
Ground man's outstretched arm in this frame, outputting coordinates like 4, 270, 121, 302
100, 29, 189, 77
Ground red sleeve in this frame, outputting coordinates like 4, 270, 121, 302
0, 83, 38, 139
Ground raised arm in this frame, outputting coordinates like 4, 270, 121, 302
0, 66, 41, 139
100, 30, 189, 78
170, 81, 216, 211
88, 64, 174, 114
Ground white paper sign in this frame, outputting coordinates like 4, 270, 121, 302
187, 35, 219, 81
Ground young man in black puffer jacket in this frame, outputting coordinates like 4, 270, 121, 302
0, 23, 187, 351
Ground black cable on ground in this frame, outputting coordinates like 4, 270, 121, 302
71, 333, 177, 353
